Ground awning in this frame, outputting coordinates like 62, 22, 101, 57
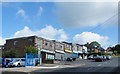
55, 50, 65, 54
41, 49, 55, 54
65, 49, 73, 53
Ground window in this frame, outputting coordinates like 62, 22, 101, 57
28, 38, 33, 42
14, 41, 18, 45
56, 44, 59, 48
60, 45, 62, 48
36, 39, 41, 46
45, 42, 48, 46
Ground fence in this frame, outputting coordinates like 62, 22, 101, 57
25, 53, 39, 66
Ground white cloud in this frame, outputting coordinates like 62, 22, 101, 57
14, 26, 35, 37
13, 25, 68, 41
0, 37, 6, 45
73, 32, 109, 46
55, 2, 118, 28
16, 9, 29, 21
37, 6, 43, 16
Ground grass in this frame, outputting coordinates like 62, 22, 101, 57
112, 54, 120, 57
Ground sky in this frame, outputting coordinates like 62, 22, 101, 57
1, 1, 118, 49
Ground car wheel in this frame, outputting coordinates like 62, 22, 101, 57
5, 65, 8, 68
17, 63, 21, 67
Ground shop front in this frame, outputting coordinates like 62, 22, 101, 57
64, 49, 73, 60
78, 51, 83, 59
55, 50, 65, 61
72, 51, 78, 58
41, 49, 55, 64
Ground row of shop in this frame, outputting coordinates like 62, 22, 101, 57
40, 47, 87, 64
34, 36, 88, 64
3, 36, 88, 64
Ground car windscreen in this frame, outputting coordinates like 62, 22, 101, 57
12, 59, 20, 62
21, 59, 25, 61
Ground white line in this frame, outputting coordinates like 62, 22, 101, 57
29, 66, 59, 69
97, 64, 101, 66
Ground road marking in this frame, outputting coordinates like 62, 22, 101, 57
105, 62, 107, 63
87, 67, 93, 70
97, 64, 101, 66
29, 66, 59, 69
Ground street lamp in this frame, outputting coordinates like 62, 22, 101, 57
38, 48, 42, 65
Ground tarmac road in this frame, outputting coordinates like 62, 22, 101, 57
31, 57, 119, 73
1, 57, 120, 74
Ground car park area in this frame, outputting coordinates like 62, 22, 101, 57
87, 55, 112, 62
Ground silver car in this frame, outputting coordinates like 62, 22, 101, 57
8, 59, 25, 67
106, 55, 112, 60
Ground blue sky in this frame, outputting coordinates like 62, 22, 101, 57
1, 2, 118, 49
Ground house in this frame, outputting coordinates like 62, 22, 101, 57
104, 47, 113, 54
62, 42, 72, 60
71, 44, 78, 58
53, 40, 65, 61
76, 44, 83, 59
40, 38, 55, 64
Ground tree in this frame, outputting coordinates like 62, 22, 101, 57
24, 46, 38, 54
90, 41, 101, 48
113, 44, 120, 54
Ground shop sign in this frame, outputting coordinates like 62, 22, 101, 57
65, 49, 73, 53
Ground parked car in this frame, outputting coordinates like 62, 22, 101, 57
66, 57, 77, 61
88, 55, 94, 59
2, 58, 11, 68
106, 55, 112, 60
88, 55, 98, 60
8, 58, 25, 67
95, 55, 107, 62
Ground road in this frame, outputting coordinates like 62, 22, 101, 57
30, 57, 119, 73
1, 57, 120, 74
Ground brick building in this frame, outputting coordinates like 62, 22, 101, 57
4, 36, 36, 57
3, 36, 55, 63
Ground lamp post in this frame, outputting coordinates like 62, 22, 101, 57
38, 48, 41, 65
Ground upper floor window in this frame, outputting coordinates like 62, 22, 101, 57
45, 42, 48, 46
36, 39, 41, 46
28, 38, 33, 42
14, 41, 18, 45
60, 45, 63, 49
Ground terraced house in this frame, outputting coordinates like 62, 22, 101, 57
62, 42, 73, 60
53, 40, 65, 61
3, 35, 87, 64
71, 44, 78, 58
